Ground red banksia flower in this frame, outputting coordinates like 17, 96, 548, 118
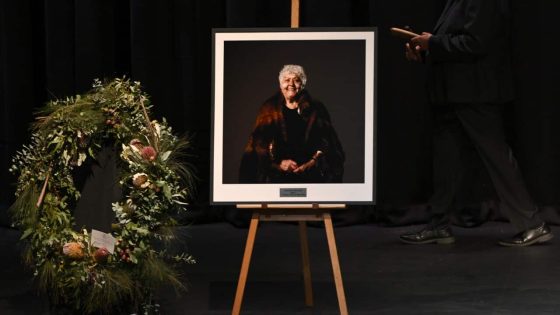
141, 146, 157, 161
93, 247, 110, 263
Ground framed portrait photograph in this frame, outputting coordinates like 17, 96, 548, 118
211, 27, 376, 204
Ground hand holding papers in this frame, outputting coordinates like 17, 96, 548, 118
390, 27, 427, 62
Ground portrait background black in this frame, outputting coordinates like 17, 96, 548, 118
221, 39, 366, 184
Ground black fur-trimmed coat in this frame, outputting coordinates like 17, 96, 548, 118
239, 90, 345, 183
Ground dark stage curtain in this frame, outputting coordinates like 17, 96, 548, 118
1, 0, 559, 228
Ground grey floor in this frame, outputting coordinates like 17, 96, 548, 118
1, 221, 559, 314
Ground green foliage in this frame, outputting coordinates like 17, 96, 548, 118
9, 185, 40, 228
141, 254, 185, 292
9, 78, 195, 314
83, 269, 137, 314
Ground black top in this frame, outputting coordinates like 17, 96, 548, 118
282, 105, 308, 164
426, 0, 514, 105
239, 90, 345, 183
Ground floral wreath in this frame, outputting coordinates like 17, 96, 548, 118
9, 78, 195, 314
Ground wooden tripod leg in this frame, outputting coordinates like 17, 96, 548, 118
232, 212, 260, 315
323, 212, 348, 315
291, 0, 300, 28
298, 221, 314, 306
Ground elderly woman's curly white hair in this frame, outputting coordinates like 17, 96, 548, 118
278, 64, 307, 89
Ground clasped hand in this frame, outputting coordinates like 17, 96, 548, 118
405, 32, 431, 62
279, 159, 316, 174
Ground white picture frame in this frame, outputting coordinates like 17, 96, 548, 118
211, 27, 376, 204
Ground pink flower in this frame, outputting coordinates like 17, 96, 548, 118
93, 247, 110, 263
141, 146, 157, 161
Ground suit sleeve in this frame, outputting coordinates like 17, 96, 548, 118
429, 0, 497, 62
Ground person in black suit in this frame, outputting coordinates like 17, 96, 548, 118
399, 0, 553, 246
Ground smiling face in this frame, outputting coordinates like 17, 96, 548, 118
280, 72, 303, 103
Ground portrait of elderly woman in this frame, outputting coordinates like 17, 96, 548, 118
239, 64, 345, 183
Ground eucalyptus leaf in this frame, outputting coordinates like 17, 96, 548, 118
160, 151, 171, 162
20, 228, 34, 240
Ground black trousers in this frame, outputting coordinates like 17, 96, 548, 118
429, 103, 542, 232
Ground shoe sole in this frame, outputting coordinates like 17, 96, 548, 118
400, 237, 456, 245
498, 233, 554, 247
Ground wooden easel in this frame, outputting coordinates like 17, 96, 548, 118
231, 204, 349, 315
232, 2, 348, 314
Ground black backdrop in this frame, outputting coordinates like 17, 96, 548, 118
1, 0, 559, 227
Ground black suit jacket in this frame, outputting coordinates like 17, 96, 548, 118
426, 0, 514, 105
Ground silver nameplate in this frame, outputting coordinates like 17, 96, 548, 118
280, 188, 307, 197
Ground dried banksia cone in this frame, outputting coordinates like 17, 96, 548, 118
62, 242, 84, 260
132, 173, 149, 189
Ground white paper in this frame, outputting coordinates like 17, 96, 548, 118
91, 229, 116, 254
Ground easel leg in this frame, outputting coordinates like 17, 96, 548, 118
298, 221, 314, 306
232, 212, 260, 315
323, 212, 348, 315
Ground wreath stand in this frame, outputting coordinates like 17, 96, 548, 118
231, 204, 348, 315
